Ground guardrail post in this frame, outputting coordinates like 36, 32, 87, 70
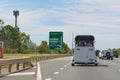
17, 63, 20, 70
0, 66, 1, 74
8, 64, 12, 72
23, 62, 26, 69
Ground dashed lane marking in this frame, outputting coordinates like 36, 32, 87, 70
45, 78, 52, 80
64, 65, 67, 67
60, 68, 64, 70
54, 72, 59, 74
64, 61, 71, 68
103, 63, 106, 65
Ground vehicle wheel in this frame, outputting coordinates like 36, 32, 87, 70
116, 56, 118, 58
107, 57, 110, 60
111, 57, 113, 60
71, 63, 74, 66
95, 64, 98, 66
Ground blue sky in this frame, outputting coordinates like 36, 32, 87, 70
0, 0, 120, 50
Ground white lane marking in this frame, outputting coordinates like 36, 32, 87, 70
45, 78, 52, 80
54, 72, 59, 74
64, 61, 71, 68
64, 65, 67, 67
66, 61, 71, 66
60, 68, 64, 70
36, 62, 42, 80
103, 63, 106, 65
7, 72, 35, 76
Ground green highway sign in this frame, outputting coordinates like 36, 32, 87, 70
49, 32, 63, 50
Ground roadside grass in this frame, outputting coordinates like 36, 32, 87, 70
3, 53, 68, 58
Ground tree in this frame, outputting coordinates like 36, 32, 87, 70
19, 32, 30, 53
116, 48, 120, 56
36, 40, 49, 53
28, 40, 37, 53
0, 24, 32, 53
60, 42, 70, 54
50, 42, 71, 54
1, 25, 21, 53
0, 19, 4, 25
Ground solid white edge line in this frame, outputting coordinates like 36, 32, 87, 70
36, 62, 42, 80
7, 72, 35, 76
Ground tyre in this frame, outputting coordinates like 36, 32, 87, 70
71, 63, 74, 66
107, 57, 110, 60
95, 63, 98, 66
111, 57, 113, 60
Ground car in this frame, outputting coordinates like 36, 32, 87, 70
101, 50, 113, 60
95, 50, 100, 57
112, 51, 119, 58
98, 51, 103, 59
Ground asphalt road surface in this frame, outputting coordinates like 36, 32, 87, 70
1, 57, 120, 80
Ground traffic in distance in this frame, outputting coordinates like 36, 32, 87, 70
71, 35, 119, 66
97, 49, 119, 60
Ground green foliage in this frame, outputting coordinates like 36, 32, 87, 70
109, 48, 120, 56
0, 19, 4, 24
116, 48, 120, 55
61, 42, 70, 54
28, 41, 37, 53
19, 32, 30, 53
36, 40, 71, 54
1, 23, 71, 54
4, 45, 13, 53
36, 40, 50, 53
0, 24, 37, 53
1, 25, 20, 53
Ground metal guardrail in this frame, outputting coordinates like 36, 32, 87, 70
0, 54, 72, 76
0, 57, 32, 76
30, 54, 72, 62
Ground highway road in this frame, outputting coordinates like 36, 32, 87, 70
1, 57, 120, 80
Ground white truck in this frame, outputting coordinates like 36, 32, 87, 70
71, 35, 98, 66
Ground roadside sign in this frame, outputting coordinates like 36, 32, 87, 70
49, 32, 63, 50
0, 41, 3, 58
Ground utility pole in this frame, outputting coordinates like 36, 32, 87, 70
13, 10, 19, 31
13, 10, 20, 53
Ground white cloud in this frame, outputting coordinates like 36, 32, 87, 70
0, 0, 120, 49
49, 8, 120, 30
18, 9, 47, 27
